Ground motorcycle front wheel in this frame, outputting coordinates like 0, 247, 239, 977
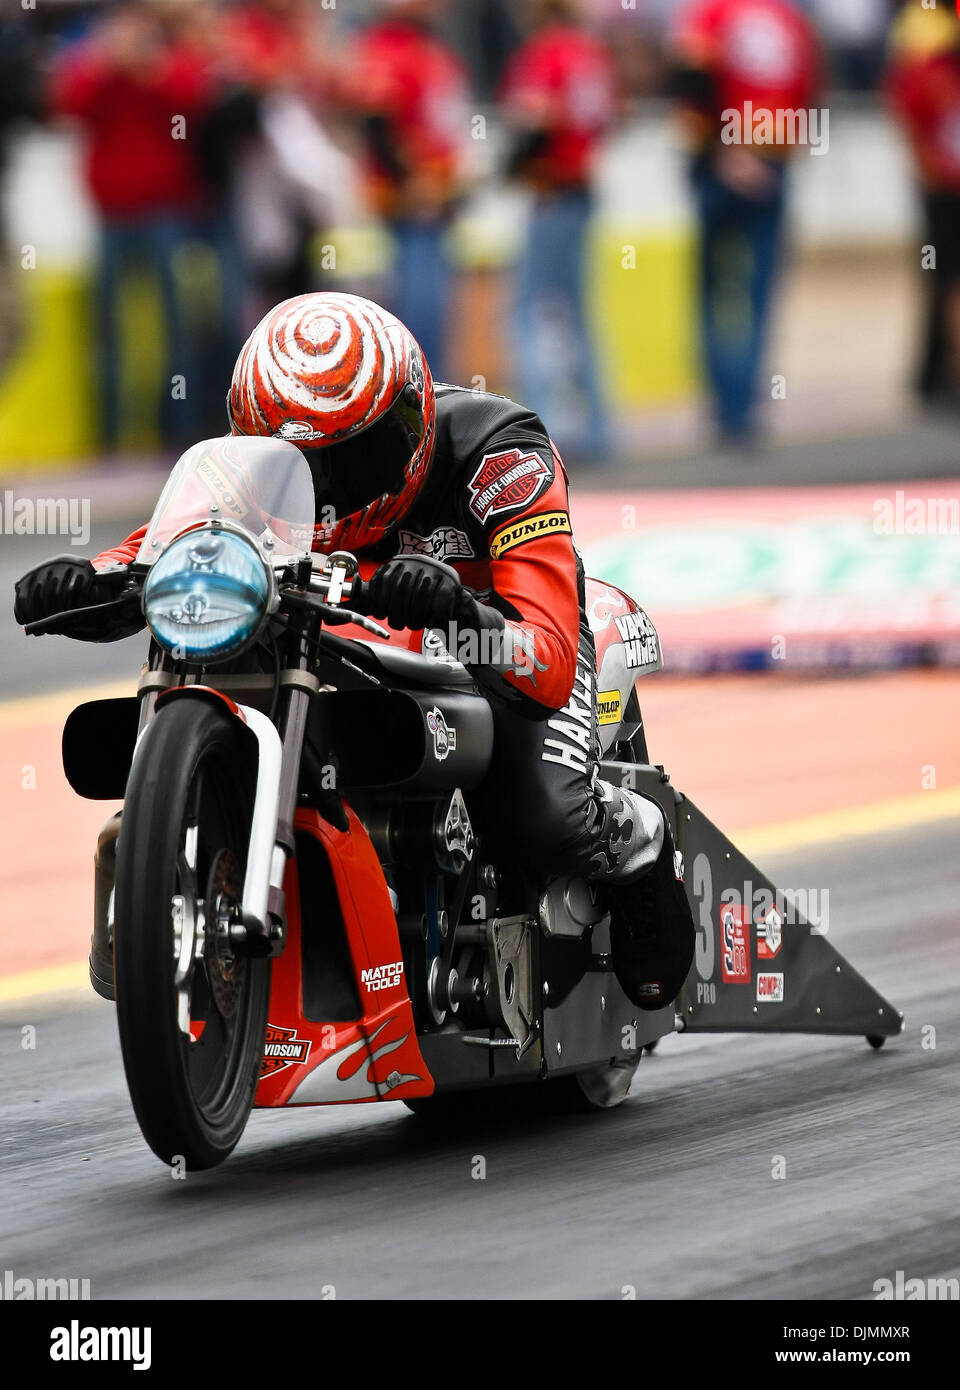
114, 699, 270, 1170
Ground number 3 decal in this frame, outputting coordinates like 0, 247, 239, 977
692, 851, 714, 982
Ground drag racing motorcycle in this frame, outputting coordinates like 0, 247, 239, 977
28, 437, 903, 1169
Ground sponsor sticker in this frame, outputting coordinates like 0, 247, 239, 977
757, 971, 784, 1002
720, 903, 751, 984
260, 1024, 312, 1078
489, 510, 571, 559
276, 419, 322, 442
398, 526, 474, 561
467, 449, 550, 523
596, 688, 622, 725
542, 658, 594, 775
614, 609, 659, 668
361, 961, 405, 993
757, 904, 783, 960
426, 707, 457, 761
197, 456, 248, 519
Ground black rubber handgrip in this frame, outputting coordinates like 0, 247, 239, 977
24, 593, 140, 637
346, 574, 368, 611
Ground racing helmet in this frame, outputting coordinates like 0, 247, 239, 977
228, 292, 436, 551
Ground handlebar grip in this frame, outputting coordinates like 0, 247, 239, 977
346, 574, 368, 610
22, 591, 141, 638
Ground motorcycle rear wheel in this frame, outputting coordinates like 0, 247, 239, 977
114, 700, 270, 1170
556, 1053, 642, 1111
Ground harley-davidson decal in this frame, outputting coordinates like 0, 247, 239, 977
467, 449, 550, 523
260, 1023, 313, 1078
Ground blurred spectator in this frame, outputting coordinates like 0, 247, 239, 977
0, 14, 43, 379
50, 0, 212, 452
344, 0, 471, 382
218, 0, 348, 316
670, 0, 820, 447
501, 0, 619, 461
151, 0, 255, 432
886, 4, 960, 409
448, 0, 522, 101
809, 0, 895, 92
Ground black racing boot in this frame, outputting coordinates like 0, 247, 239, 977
89, 813, 121, 1001
603, 795, 696, 1012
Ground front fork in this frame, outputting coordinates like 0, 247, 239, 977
90, 811, 122, 1000
258, 669, 316, 951
91, 634, 318, 993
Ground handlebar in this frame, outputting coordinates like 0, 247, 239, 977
20, 548, 385, 642
23, 591, 142, 638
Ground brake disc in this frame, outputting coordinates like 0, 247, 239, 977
204, 848, 246, 1019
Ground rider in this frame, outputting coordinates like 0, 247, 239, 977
14, 292, 694, 1012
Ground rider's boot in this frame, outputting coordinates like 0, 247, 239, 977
89, 813, 121, 1001
590, 784, 696, 1012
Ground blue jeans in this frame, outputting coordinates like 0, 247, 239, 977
691, 163, 787, 437
388, 220, 452, 383
187, 210, 249, 434
95, 216, 199, 450
512, 189, 608, 460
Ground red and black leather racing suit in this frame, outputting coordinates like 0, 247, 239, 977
94, 385, 658, 881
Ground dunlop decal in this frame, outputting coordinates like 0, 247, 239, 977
597, 689, 622, 725
489, 511, 572, 559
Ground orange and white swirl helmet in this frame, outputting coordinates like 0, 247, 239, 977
228, 292, 436, 551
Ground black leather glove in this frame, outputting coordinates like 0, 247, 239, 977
14, 556, 143, 641
360, 555, 464, 631
14, 557, 100, 626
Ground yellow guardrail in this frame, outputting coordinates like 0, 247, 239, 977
0, 225, 699, 469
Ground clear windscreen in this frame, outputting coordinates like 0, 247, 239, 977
136, 436, 316, 567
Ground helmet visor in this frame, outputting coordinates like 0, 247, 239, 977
301, 387, 426, 521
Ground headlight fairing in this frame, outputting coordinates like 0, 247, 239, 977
143, 528, 271, 661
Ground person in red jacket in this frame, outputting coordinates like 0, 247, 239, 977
670, 0, 820, 446
886, 5, 960, 406
14, 291, 694, 1013
50, 1, 214, 450
501, 0, 620, 462
339, 0, 470, 383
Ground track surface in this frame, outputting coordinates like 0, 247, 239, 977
1, 820, 957, 1301
2, 522, 959, 1300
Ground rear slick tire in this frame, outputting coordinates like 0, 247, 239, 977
555, 1052, 642, 1111
114, 699, 270, 1170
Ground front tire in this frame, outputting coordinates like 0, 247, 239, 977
114, 699, 270, 1169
